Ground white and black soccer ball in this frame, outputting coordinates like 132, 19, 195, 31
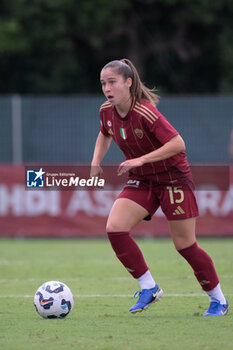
34, 281, 74, 319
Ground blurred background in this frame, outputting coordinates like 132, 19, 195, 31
0, 0, 232, 237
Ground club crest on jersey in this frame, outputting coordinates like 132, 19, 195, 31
134, 128, 143, 139
120, 127, 127, 140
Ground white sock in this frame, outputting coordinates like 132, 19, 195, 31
206, 283, 226, 304
137, 270, 156, 290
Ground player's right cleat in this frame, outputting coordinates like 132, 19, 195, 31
129, 284, 163, 314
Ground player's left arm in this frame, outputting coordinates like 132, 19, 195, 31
117, 135, 185, 176
142, 134, 185, 163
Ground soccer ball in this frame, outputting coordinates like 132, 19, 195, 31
34, 281, 74, 319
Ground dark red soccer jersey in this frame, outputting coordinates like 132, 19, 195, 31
99, 99, 190, 176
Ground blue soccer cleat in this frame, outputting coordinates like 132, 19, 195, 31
129, 284, 163, 314
203, 298, 229, 316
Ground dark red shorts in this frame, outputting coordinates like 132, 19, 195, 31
116, 170, 199, 221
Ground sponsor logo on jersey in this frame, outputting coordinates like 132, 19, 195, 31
126, 179, 140, 187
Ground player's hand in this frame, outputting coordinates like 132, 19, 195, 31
89, 164, 104, 189
90, 164, 104, 178
117, 157, 144, 176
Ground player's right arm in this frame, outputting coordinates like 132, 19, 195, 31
90, 131, 112, 177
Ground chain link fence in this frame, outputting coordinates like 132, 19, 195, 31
0, 95, 232, 164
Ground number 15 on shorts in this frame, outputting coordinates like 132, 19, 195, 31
166, 186, 184, 204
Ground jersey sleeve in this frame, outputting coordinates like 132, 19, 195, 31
143, 105, 179, 144
99, 110, 109, 137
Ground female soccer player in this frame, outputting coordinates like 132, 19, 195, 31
91, 58, 229, 316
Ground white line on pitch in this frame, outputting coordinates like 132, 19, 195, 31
0, 275, 233, 283
0, 293, 233, 298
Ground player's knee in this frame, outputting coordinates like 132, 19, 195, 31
172, 235, 196, 251
106, 222, 121, 232
106, 221, 129, 232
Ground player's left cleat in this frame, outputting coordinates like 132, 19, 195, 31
129, 284, 163, 314
203, 298, 229, 316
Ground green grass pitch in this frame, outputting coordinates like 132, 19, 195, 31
0, 238, 232, 350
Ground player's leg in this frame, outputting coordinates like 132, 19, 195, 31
168, 217, 196, 251
168, 217, 220, 289
106, 197, 153, 280
159, 179, 229, 316
106, 197, 148, 233
168, 217, 229, 316
106, 197, 163, 313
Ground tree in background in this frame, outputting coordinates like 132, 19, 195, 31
0, 0, 233, 93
